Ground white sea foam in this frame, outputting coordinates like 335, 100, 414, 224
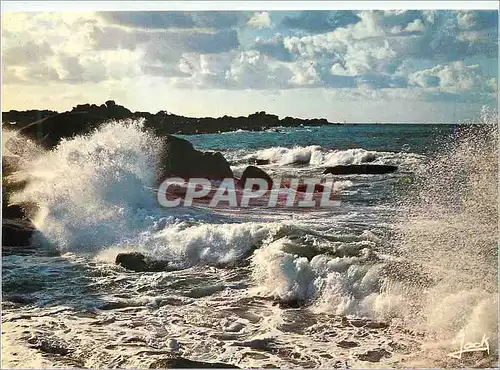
12, 120, 167, 251
11, 120, 280, 267
245, 145, 423, 168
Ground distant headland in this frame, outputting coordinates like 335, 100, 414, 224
2, 100, 340, 149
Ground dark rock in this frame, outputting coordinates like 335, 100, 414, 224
337, 340, 359, 348
2, 154, 38, 254
2, 219, 36, 247
1, 109, 58, 126
231, 338, 275, 351
149, 357, 239, 369
272, 298, 305, 309
323, 164, 398, 175
356, 348, 391, 362
365, 321, 389, 329
349, 319, 367, 328
158, 135, 233, 182
3, 103, 340, 145
115, 252, 170, 272
237, 165, 273, 190
363, 153, 377, 163
6, 294, 36, 305
13, 101, 132, 149
2, 155, 37, 221
3, 204, 28, 220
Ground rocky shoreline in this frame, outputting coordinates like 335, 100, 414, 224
2, 100, 340, 149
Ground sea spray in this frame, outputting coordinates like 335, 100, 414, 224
385, 110, 498, 364
11, 119, 166, 251
9, 119, 278, 266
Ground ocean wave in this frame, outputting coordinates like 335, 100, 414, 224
239, 145, 423, 168
11, 120, 170, 252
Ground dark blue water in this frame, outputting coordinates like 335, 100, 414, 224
179, 124, 455, 154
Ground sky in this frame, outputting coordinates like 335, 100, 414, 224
1, 8, 498, 123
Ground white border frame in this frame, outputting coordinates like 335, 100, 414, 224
1, 1, 499, 12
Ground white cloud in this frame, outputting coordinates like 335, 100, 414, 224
407, 61, 497, 99
405, 18, 425, 32
247, 12, 272, 29
1, 10, 497, 122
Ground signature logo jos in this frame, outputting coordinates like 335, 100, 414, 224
447, 332, 490, 359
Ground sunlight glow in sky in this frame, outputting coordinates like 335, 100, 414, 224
1, 7, 498, 123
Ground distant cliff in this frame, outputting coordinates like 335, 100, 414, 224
2, 100, 340, 149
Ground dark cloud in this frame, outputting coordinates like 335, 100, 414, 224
419, 11, 498, 60
90, 25, 239, 55
143, 29, 239, 67
254, 36, 294, 62
99, 11, 245, 30
281, 11, 361, 34
3, 41, 54, 66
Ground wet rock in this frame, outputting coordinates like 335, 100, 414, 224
337, 340, 359, 348
5, 294, 36, 305
237, 165, 273, 190
323, 164, 398, 175
158, 135, 233, 182
16, 102, 132, 149
365, 321, 389, 329
115, 252, 170, 272
3, 204, 28, 220
4, 103, 340, 145
2, 219, 36, 248
349, 319, 367, 328
149, 357, 239, 368
272, 298, 305, 309
232, 338, 275, 351
356, 348, 391, 362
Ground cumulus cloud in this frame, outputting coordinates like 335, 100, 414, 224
170, 50, 294, 90
1, 9, 497, 116
247, 12, 272, 29
408, 61, 497, 96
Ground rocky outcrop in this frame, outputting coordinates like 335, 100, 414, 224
158, 135, 233, 182
115, 252, 171, 272
3, 102, 339, 149
236, 165, 273, 190
2, 109, 58, 125
2, 219, 36, 248
2, 155, 38, 254
323, 164, 398, 175
14, 100, 132, 149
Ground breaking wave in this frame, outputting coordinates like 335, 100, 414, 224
239, 145, 423, 168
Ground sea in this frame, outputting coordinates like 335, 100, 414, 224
1, 119, 498, 368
